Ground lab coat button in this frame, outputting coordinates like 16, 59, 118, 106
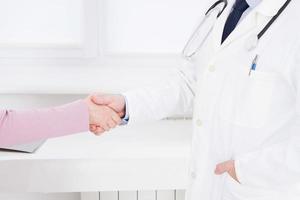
191, 172, 197, 179
208, 65, 216, 72
196, 119, 202, 127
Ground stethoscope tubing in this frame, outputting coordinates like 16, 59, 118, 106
205, 0, 228, 17
257, 0, 291, 40
182, 0, 292, 58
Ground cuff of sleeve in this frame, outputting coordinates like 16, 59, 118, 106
121, 95, 129, 125
122, 91, 141, 125
122, 89, 155, 125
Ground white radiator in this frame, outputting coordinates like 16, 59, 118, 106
82, 190, 185, 200
0, 190, 185, 200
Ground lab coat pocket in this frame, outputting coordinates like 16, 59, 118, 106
225, 173, 241, 187
219, 69, 280, 128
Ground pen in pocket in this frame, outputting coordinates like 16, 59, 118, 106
249, 55, 259, 76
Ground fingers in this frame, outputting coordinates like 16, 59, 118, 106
91, 95, 112, 106
215, 160, 234, 175
107, 119, 117, 129
215, 160, 239, 183
100, 118, 119, 130
94, 126, 105, 136
89, 94, 126, 119
96, 110, 119, 131
112, 113, 122, 125
90, 124, 97, 132
118, 111, 125, 118
90, 119, 118, 134
88, 103, 122, 135
90, 119, 119, 135
89, 124, 103, 136
101, 123, 111, 132
90, 121, 116, 135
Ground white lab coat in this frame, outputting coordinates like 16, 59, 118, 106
124, 0, 300, 199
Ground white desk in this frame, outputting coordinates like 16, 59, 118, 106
0, 121, 192, 193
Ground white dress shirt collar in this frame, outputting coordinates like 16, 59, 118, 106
246, 0, 261, 8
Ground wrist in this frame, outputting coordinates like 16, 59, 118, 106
82, 98, 93, 122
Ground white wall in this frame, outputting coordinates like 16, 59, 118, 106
0, 0, 206, 59
0, 0, 208, 94
0, 0, 206, 199
102, 0, 207, 54
0, 0, 83, 45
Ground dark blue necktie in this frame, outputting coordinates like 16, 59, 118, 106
221, 0, 249, 43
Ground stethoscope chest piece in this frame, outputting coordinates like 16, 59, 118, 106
245, 35, 258, 51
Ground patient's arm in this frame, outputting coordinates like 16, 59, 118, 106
0, 100, 89, 146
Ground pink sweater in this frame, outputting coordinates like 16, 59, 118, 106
0, 100, 89, 146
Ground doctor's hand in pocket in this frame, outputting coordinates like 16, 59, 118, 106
84, 96, 123, 135
215, 160, 240, 183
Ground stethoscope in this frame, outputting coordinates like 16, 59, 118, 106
182, 0, 292, 58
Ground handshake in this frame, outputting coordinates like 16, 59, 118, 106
84, 94, 126, 135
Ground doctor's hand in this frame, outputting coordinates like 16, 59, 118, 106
215, 160, 240, 183
84, 97, 122, 135
89, 94, 126, 134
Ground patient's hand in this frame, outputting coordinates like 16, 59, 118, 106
84, 97, 122, 135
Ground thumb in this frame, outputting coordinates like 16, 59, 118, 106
91, 95, 112, 105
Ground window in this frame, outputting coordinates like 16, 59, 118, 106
0, 0, 205, 60
0, 0, 206, 94
0, 0, 98, 58
102, 0, 205, 55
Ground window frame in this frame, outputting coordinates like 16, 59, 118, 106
0, 0, 99, 58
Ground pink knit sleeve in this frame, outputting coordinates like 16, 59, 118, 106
0, 100, 89, 146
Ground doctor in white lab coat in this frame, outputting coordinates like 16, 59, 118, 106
91, 0, 300, 199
